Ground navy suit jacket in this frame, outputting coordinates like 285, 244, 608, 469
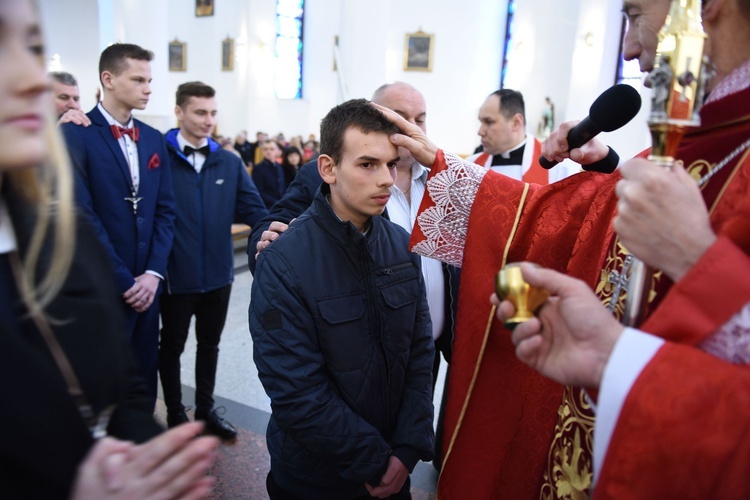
62, 106, 176, 294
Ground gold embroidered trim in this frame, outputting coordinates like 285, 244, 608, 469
503, 183, 531, 266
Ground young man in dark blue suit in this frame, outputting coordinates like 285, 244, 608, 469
159, 81, 268, 439
62, 43, 175, 406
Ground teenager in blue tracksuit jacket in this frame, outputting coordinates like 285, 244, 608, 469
163, 128, 267, 293
160, 118, 267, 437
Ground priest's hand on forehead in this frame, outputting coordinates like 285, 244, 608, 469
372, 102, 438, 167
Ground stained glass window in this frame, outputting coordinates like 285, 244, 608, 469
500, 0, 516, 88
275, 0, 304, 99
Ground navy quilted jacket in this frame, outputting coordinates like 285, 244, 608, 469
249, 184, 435, 499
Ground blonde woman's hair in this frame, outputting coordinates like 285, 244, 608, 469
7, 114, 76, 318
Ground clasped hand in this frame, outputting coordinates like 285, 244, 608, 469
123, 273, 160, 312
72, 422, 218, 500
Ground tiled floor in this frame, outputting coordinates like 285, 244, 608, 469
156, 246, 441, 499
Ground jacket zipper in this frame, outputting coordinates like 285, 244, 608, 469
378, 262, 413, 276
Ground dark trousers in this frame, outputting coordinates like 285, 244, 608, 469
122, 291, 161, 408
158, 285, 232, 416
266, 471, 411, 500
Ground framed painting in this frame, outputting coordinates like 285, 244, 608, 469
196, 0, 214, 17
404, 30, 434, 72
169, 40, 186, 72
222, 37, 234, 71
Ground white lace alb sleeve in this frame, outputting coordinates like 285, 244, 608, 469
412, 152, 488, 268
699, 302, 750, 364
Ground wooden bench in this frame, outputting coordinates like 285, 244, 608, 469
231, 223, 252, 241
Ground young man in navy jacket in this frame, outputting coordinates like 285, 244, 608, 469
250, 99, 435, 499
160, 82, 267, 439
63, 44, 175, 405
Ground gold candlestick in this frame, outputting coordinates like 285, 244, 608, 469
495, 263, 550, 328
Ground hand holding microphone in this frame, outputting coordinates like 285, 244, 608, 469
540, 84, 642, 173
542, 121, 611, 166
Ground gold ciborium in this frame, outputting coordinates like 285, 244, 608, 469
495, 263, 550, 328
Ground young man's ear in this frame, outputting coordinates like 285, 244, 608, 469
100, 71, 114, 91
318, 154, 336, 185
174, 105, 184, 121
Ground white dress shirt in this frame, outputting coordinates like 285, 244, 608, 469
176, 132, 209, 173
97, 103, 140, 193
388, 162, 445, 340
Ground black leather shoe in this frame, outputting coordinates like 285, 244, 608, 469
199, 407, 238, 441
166, 410, 190, 428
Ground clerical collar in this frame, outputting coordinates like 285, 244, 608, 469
491, 137, 527, 167
498, 137, 527, 159
97, 102, 133, 129
176, 132, 208, 155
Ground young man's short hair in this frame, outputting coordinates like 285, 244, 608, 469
175, 81, 216, 107
490, 89, 526, 123
98, 43, 154, 84
320, 98, 399, 164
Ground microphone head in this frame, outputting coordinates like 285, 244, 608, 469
589, 84, 642, 132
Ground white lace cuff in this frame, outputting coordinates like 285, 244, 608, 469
412, 151, 488, 267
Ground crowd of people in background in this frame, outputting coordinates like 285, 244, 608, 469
229, 130, 320, 170
218, 130, 321, 204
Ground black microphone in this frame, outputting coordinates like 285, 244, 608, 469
540, 84, 641, 172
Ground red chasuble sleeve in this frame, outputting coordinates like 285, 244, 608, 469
643, 235, 750, 345
595, 342, 750, 499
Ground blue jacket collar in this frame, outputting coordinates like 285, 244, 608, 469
165, 128, 221, 161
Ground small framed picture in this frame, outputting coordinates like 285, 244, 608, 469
196, 0, 214, 17
169, 40, 186, 72
404, 30, 435, 72
222, 37, 234, 71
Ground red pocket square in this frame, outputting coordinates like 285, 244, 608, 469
148, 153, 160, 170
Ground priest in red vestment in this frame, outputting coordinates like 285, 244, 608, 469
375, 0, 750, 496
502, 261, 750, 499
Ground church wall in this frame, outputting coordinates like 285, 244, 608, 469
508, 0, 651, 169
39, 0, 101, 113
39, 0, 651, 158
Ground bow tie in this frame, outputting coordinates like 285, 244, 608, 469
184, 145, 211, 157
110, 124, 139, 142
